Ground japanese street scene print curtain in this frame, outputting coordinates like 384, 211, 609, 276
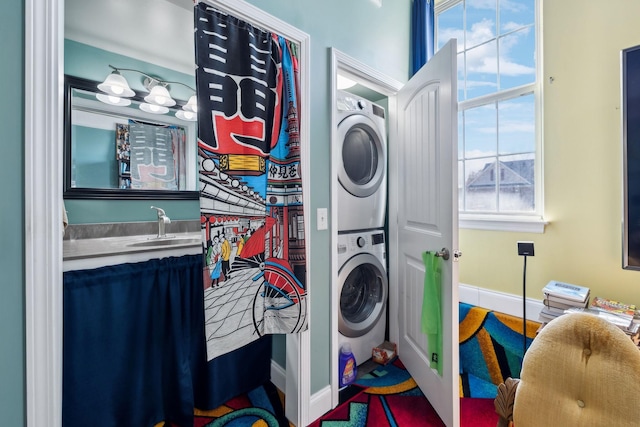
195, 3, 308, 361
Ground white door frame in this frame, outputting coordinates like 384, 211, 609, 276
25, 0, 64, 424
329, 49, 403, 408
24, 1, 311, 426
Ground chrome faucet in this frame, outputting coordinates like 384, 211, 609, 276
150, 206, 171, 238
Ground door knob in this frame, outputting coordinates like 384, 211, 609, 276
434, 248, 462, 261
434, 248, 450, 261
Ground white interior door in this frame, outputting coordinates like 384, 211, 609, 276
389, 39, 459, 426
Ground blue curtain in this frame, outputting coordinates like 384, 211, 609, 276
63, 255, 271, 427
411, 0, 435, 75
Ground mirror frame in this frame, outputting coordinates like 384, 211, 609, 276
63, 74, 199, 200
622, 44, 640, 270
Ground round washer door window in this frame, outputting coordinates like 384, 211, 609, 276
338, 253, 388, 338
337, 114, 385, 198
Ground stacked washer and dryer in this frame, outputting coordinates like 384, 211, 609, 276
335, 90, 389, 366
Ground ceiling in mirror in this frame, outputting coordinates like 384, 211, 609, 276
64, 0, 194, 75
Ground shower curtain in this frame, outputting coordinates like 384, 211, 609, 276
195, 2, 308, 361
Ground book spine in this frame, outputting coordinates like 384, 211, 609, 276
543, 281, 590, 302
590, 296, 636, 317
544, 293, 590, 307
567, 307, 633, 328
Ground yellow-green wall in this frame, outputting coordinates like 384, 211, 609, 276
459, 0, 640, 306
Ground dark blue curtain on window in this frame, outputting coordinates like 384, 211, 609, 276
411, 0, 435, 75
62, 255, 271, 427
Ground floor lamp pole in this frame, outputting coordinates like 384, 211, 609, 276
517, 241, 535, 359
522, 255, 527, 357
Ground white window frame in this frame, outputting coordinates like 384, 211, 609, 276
435, 0, 546, 233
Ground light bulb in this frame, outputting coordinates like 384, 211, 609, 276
176, 109, 197, 121
139, 102, 169, 114
96, 93, 131, 106
184, 95, 198, 113
97, 71, 135, 98
144, 85, 176, 107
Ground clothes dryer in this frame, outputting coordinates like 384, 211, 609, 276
337, 229, 388, 365
336, 90, 387, 232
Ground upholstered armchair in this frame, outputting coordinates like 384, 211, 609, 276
494, 312, 640, 427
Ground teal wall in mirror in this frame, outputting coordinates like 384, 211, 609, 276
73, 126, 118, 188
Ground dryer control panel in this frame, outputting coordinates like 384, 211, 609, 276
337, 230, 386, 262
337, 91, 386, 119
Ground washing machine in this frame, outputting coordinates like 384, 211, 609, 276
337, 229, 388, 365
336, 90, 387, 232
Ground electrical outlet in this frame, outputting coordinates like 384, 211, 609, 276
517, 241, 535, 256
317, 208, 328, 230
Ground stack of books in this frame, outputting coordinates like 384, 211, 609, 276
570, 296, 640, 336
539, 280, 590, 323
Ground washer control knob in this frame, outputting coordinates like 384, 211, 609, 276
357, 236, 366, 248
357, 99, 366, 110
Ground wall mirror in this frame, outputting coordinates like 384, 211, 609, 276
63, 74, 199, 200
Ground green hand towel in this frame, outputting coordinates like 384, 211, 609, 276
421, 251, 443, 376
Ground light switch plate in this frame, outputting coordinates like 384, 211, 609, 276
317, 208, 328, 230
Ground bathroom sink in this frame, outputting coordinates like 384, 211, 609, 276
127, 237, 202, 248
63, 224, 203, 270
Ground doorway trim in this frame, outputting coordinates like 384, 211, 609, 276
329, 48, 402, 408
25, 1, 310, 426
25, 0, 64, 424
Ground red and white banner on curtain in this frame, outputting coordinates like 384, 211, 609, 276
195, 3, 308, 361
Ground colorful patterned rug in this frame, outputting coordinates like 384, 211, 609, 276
310, 358, 498, 427
157, 381, 291, 427
459, 302, 540, 398
157, 302, 534, 426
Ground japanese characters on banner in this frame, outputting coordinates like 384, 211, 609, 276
195, 3, 307, 361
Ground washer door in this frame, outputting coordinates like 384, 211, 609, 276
338, 252, 388, 338
337, 114, 386, 198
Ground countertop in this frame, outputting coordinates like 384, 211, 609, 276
63, 232, 202, 271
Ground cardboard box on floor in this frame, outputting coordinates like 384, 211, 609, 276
372, 341, 397, 365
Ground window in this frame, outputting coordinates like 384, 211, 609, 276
436, 0, 542, 229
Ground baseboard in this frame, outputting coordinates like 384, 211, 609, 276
270, 360, 287, 394
308, 385, 332, 423
459, 282, 544, 322
271, 360, 334, 425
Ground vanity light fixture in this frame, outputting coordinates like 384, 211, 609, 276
175, 109, 197, 121
183, 95, 198, 113
95, 93, 132, 107
143, 79, 176, 107
97, 70, 136, 97
175, 95, 198, 121
140, 103, 170, 115
97, 65, 197, 121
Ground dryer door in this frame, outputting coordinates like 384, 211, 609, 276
338, 252, 388, 338
337, 114, 386, 198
